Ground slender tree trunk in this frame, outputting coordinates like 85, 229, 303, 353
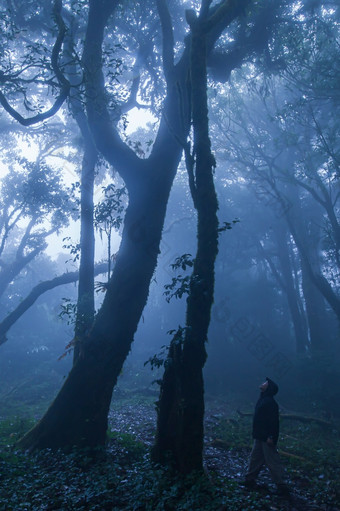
107, 230, 111, 281
152, 8, 219, 474
64, 30, 98, 365
285, 190, 334, 349
275, 227, 309, 353
285, 187, 340, 323
301, 260, 329, 353
73, 142, 97, 363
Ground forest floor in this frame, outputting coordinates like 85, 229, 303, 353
0, 383, 339, 510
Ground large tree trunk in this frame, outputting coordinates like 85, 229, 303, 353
18, 0, 186, 451
152, 7, 219, 474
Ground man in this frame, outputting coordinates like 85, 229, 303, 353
243, 377, 289, 496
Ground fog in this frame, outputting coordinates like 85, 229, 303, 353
0, 0, 339, 508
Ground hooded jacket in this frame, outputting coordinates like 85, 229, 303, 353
252, 378, 279, 445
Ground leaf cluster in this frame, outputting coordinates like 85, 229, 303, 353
62, 236, 80, 263
163, 254, 194, 303
58, 297, 77, 325
94, 184, 127, 236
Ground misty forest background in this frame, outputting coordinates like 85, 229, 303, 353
0, 0, 339, 509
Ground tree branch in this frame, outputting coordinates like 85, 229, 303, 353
83, 0, 143, 189
16, 217, 37, 259
0, 245, 44, 301
206, 0, 278, 82
0, 262, 108, 346
0, 0, 70, 126
257, 240, 286, 292
156, 0, 175, 86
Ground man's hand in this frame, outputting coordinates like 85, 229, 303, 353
266, 437, 274, 446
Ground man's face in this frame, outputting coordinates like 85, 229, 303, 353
259, 380, 269, 392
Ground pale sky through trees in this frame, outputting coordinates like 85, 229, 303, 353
0, 107, 155, 260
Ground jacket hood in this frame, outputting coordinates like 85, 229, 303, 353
265, 377, 279, 396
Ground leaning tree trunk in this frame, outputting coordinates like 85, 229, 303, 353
18, 0, 188, 451
152, 7, 219, 474
18, 168, 178, 450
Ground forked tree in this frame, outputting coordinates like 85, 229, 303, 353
16, 0, 287, 452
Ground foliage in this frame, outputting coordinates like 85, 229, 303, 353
169, 254, 194, 272
0, 160, 73, 244
218, 218, 240, 234
0, 0, 64, 110
0, 417, 226, 511
94, 184, 127, 236
163, 254, 194, 302
58, 297, 77, 326
94, 183, 127, 277
144, 325, 187, 377
62, 237, 81, 263
144, 346, 168, 372
2, 405, 339, 510
106, 430, 146, 460
0, 375, 339, 510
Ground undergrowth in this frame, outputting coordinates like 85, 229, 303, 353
0, 417, 271, 510
0, 398, 339, 510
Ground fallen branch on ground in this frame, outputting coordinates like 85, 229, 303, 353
278, 450, 307, 461
237, 409, 332, 427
